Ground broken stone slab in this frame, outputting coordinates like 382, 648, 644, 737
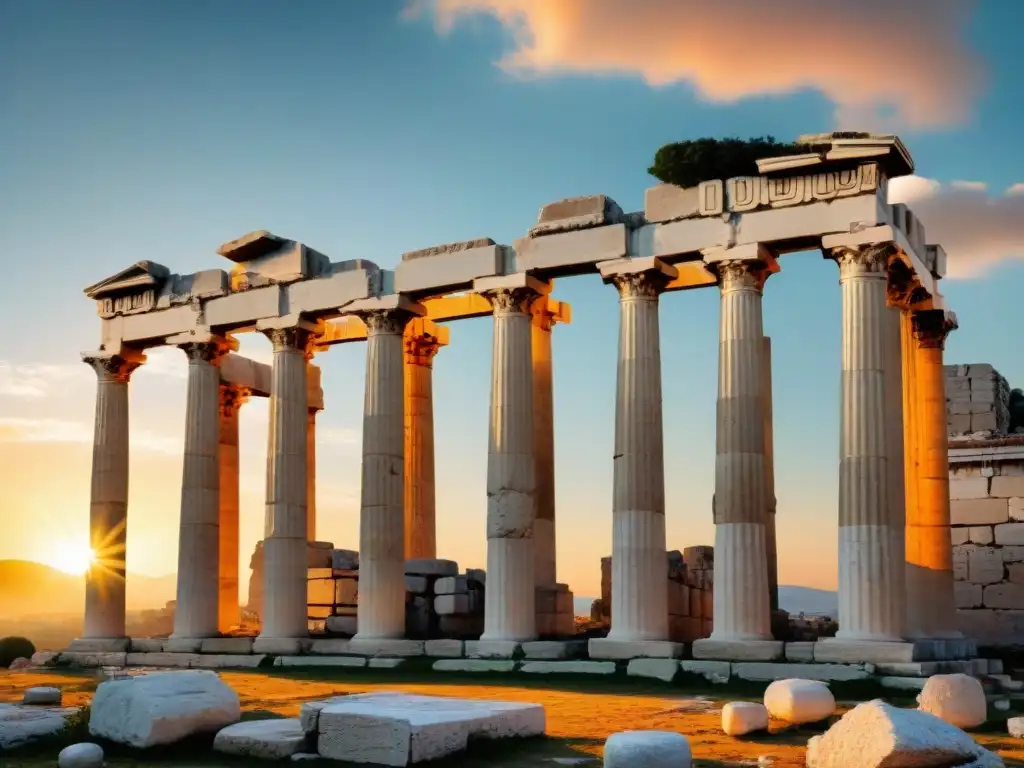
806, 699, 1002, 768
0, 704, 80, 750
680, 660, 731, 684
424, 640, 464, 658
521, 640, 587, 660
276, 656, 366, 668
465, 640, 520, 659
433, 659, 515, 673
88, 670, 241, 748
917, 673, 988, 729
763, 679, 835, 725
519, 661, 615, 675
732, 662, 869, 683
213, 718, 308, 760
405, 559, 458, 577
192, 655, 268, 670
126, 652, 198, 668
603, 730, 692, 768
129, 639, 165, 653
627, 659, 680, 683
722, 702, 769, 736
22, 687, 61, 706
315, 692, 545, 765
530, 194, 624, 237
59, 652, 127, 668
588, 639, 682, 660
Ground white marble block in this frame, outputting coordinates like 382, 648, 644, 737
721, 702, 769, 736
763, 679, 835, 725
213, 718, 308, 760
603, 730, 692, 768
916, 674, 988, 729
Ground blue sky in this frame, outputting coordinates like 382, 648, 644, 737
1, 0, 1022, 594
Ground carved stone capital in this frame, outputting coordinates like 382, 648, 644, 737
361, 309, 413, 336
263, 327, 314, 354
218, 384, 250, 417
482, 287, 539, 315
404, 334, 443, 368
716, 259, 770, 293
829, 244, 892, 278
180, 341, 230, 365
611, 270, 669, 300
84, 354, 142, 383
912, 309, 957, 350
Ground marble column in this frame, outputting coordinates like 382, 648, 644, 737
307, 407, 317, 542
80, 352, 141, 641
257, 327, 311, 642
481, 286, 539, 642
218, 384, 246, 633
354, 310, 410, 640
403, 325, 442, 560
708, 259, 772, 642
762, 336, 779, 613
906, 309, 959, 638
830, 246, 904, 642
606, 269, 670, 643
883, 306, 908, 638
173, 341, 228, 640
531, 301, 557, 588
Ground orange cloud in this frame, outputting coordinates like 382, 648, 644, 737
889, 176, 1024, 278
411, 0, 982, 128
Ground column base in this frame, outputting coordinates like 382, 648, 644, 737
67, 638, 129, 653
691, 639, 783, 662
588, 639, 682, 660
252, 637, 311, 656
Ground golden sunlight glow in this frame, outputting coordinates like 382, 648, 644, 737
44, 539, 96, 576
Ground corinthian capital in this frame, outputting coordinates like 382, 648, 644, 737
612, 270, 669, 300
218, 384, 250, 417
829, 244, 893, 278
362, 309, 413, 336
912, 309, 958, 350
715, 259, 772, 293
82, 352, 143, 383
180, 340, 231, 365
264, 327, 314, 354
483, 286, 539, 315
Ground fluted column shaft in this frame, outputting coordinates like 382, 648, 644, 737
404, 331, 440, 560
307, 408, 317, 542
355, 310, 410, 640
532, 308, 557, 588
173, 342, 227, 639
906, 310, 959, 637
82, 353, 140, 639
883, 307, 908, 638
831, 246, 903, 641
710, 260, 771, 641
608, 272, 668, 642
258, 328, 310, 640
481, 287, 538, 642
218, 385, 245, 633
762, 336, 779, 613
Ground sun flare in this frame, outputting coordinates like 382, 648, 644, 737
44, 540, 96, 576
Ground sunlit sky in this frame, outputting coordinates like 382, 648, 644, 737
2, 1, 1023, 596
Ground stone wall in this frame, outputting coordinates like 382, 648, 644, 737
946, 363, 1012, 437
591, 546, 715, 643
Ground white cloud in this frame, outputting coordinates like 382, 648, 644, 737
888, 176, 1024, 278
0, 362, 90, 399
411, 0, 982, 129
0, 417, 181, 455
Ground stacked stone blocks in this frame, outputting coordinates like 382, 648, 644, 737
946, 363, 1011, 436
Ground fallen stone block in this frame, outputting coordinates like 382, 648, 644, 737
425, 640, 464, 658
519, 661, 615, 675
60, 652, 127, 668
433, 659, 515, 673
405, 575, 429, 594
680, 660, 731, 684
806, 699, 1001, 768
763, 679, 835, 725
88, 670, 241, 748
434, 576, 469, 594
531, 194, 624, 236
603, 730, 692, 768
0, 704, 81, 750
733, 662, 868, 683
130, 639, 164, 653
627, 659, 679, 683
22, 687, 61, 706
57, 742, 104, 768
332, 549, 359, 570
276, 656, 366, 668
325, 616, 358, 635
722, 702, 769, 736
315, 692, 544, 765
405, 558, 458, 577
435, 594, 470, 615
916, 673, 987, 729
213, 718, 308, 760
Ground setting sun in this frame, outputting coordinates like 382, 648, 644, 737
44, 540, 95, 576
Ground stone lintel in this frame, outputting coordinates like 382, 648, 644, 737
342, 294, 426, 317
164, 329, 238, 351
217, 230, 288, 263
701, 243, 778, 270
596, 257, 678, 284
472, 273, 551, 296
587, 639, 683, 660
254, 314, 321, 334
691, 639, 784, 662
813, 639, 916, 664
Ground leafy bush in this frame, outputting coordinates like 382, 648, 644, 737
0, 635, 36, 667
648, 136, 803, 187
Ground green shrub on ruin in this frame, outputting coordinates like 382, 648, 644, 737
648, 136, 802, 188
0, 635, 36, 667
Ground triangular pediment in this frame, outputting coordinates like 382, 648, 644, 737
84, 261, 171, 299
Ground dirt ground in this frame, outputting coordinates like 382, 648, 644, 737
3, 668, 1024, 767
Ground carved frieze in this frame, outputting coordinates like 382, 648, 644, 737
97, 289, 156, 318
726, 163, 878, 214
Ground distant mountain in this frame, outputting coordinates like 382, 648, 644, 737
778, 585, 838, 617
0, 560, 177, 620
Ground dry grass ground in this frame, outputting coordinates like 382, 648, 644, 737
2, 667, 1024, 767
